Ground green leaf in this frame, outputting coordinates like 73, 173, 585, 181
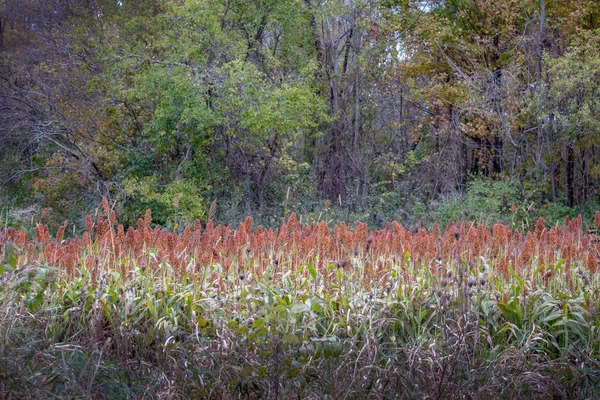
291, 303, 310, 314
283, 333, 301, 344
26, 290, 45, 311
307, 263, 317, 280
252, 318, 265, 329
1, 242, 19, 273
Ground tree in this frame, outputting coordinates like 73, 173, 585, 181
535, 29, 600, 207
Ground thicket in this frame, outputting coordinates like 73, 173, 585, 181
1, 0, 600, 228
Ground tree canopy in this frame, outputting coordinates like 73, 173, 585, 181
1, 0, 600, 228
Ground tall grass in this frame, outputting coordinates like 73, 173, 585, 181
1, 204, 600, 398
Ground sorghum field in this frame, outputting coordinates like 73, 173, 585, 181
2, 202, 600, 399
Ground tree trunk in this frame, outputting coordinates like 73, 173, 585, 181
0, 18, 4, 52
551, 162, 558, 201
353, 27, 361, 151
461, 134, 468, 193
492, 132, 502, 175
536, 0, 545, 82
581, 145, 587, 204
327, 28, 345, 202
535, 0, 546, 195
565, 141, 575, 207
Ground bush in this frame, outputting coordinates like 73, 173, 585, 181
435, 177, 527, 227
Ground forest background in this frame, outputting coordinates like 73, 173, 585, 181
1, 0, 600, 231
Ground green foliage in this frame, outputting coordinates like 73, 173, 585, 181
538, 29, 600, 141
217, 60, 327, 152
433, 177, 600, 230
122, 176, 207, 226
1, 242, 19, 274
84, 2, 328, 221
128, 65, 217, 152
538, 201, 580, 226
435, 177, 527, 227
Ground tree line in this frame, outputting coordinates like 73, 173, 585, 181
1, 0, 599, 227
